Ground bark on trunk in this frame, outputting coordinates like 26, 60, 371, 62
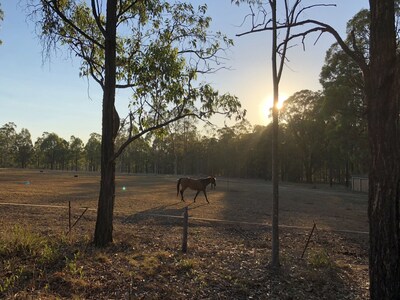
367, 0, 400, 298
94, 0, 117, 247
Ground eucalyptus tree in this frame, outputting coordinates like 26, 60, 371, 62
232, 0, 327, 268
163, 118, 199, 175
199, 133, 219, 176
247, 125, 272, 179
319, 9, 369, 183
39, 132, 68, 170
84, 133, 101, 172
0, 122, 17, 167
347, 4, 400, 296
32, 136, 44, 168
233, 119, 255, 177
69, 135, 84, 171
318, 5, 399, 296
280, 90, 326, 183
14, 128, 34, 168
29, 0, 244, 246
115, 125, 140, 173
166, 120, 187, 175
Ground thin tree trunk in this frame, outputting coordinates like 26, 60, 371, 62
367, 0, 400, 298
271, 0, 280, 268
94, 0, 117, 247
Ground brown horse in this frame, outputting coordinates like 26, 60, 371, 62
177, 176, 216, 203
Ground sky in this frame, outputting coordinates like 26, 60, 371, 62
0, 1, 369, 143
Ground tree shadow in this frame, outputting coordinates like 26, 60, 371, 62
122, 201, 210, 227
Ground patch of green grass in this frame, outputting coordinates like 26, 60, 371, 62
129, 251, 174, 277
176, 257, 197, 274
0, 225, 58, 261
307, 249, 333, 268
0, 265, 25, 293
65, 251, 84, 278
0, 225, 65, 295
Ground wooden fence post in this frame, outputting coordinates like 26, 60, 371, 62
301, 222, 317, 259
68, 201, 72, 233
182, 206, 188, 253
66, 203, 88, 236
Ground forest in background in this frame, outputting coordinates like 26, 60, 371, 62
0, 80, 368, 185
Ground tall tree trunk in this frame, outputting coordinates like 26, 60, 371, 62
94, 0, 117, 247
271, 0, 280, 268
367, 0, 400, 298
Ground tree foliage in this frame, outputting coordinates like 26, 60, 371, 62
0, 123, 17, 167
14, 129, 34, 168
29, 0, 245, 151
280, 90, 325, 183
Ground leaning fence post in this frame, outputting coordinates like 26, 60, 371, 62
301, 222, 317, 259
182, 206, 188, 253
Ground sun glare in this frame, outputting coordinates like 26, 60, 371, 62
260, 94, 288, 121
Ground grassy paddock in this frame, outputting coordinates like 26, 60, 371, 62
0, 169, 369, 299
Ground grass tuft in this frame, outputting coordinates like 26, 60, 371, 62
307, 249, 333, 268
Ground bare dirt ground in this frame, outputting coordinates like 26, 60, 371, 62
0, 169, 369, 299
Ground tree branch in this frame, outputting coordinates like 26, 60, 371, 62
237, 17, 369, 74
116, 83, 136, 88
43, 0, 104, 50
91, 0, 106, 36
113, 113, 197, 160
116, 0, 140, 21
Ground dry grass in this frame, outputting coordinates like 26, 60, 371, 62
0, 169, 369, 299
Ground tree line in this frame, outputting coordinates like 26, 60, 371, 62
0, 79, 368, 185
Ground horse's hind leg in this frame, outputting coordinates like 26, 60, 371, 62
203, 191, 210, 204
193, 191, 200, 202
180, 190, 185, 202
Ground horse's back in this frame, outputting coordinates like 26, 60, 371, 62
179, 177, 204, 190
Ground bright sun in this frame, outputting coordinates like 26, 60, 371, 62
259, 94, 288, 121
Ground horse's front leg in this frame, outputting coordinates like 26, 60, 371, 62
193, 190, 200, 202
203, 190, 210, 204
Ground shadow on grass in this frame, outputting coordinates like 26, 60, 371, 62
122, 201, 210, 228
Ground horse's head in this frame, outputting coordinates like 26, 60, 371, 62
210, 177, 216, 189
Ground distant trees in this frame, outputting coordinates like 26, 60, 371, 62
0, 123, 97, 171
0, 114, 369, 184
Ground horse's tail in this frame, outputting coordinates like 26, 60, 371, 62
177, 178, 182, 197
